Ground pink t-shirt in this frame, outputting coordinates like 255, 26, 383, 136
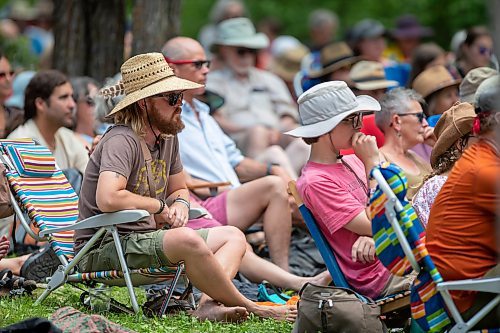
296, 155, 391, 299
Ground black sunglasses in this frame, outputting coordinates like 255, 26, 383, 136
341, 113, 362, 128
399, 112, 426, 123
236, 48, 257, 57
152, 91, 183, 106
0, 70, 15, 79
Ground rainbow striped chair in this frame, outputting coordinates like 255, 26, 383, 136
370, 162, 500, 333
0, 139, 192, 314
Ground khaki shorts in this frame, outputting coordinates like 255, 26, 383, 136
79, 228, 209, 272
379, 271, 418, 298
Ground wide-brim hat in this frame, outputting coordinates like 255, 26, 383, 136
212, 17, 269, 51
430, 102, 475, 167
102, 53, 203, 118
285, 81, 380, 138
390, 14, 433, 39
270, 45, 309, 82
308, 42, 358, 79
459, 67, 498, 103
350, 61, 399, 90
412, 65, 461, 99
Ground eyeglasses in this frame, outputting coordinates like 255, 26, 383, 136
341, 113, 362, 128
236, 48, 258, 57
399, 112, 426, 123
0, 70, 15, 79
477, 45, 493, 57
152, 91, 183, 106
165, 57, 211, 70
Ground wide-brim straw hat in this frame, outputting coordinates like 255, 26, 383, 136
212, 17, 269, 51
285, 81, 380, 138
270, 45, 309, 82
103, 53, 203, 118
308, 42, 358, 79
350, 60, 399, 90
459, 67, 498, 104
430, 102, 475, 167
412, 65, 461, 99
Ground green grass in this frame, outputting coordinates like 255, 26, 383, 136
0, 285, 293, 332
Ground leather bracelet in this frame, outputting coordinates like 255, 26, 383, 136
174, 197, 190, 210
266, 162, 279, 176
154, 199, 165, 214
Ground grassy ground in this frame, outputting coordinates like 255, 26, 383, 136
0, 284, 293, 332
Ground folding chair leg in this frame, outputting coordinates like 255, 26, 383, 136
158, 263, 185, 316
35, 266, 66, 305
110, 226, 140, 313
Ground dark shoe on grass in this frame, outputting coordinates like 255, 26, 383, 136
20, 247, 61, 282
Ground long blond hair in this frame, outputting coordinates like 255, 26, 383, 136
112, 103, 146, 137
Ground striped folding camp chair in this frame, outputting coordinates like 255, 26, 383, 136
288, 181, 411, 328
370, 162, 500, 333
0, 139, 195, 314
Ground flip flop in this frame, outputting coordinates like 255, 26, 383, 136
257, 281, 291, 305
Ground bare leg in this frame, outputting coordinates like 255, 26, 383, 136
162, 227, 296, 321
204, 226, 246, 278
226, 177, 292, 270
0, 255, 28, 276
239, 244, 331, 290
245, 126, 273, 159
255, 145, 298, 179
285, 139, 310, 176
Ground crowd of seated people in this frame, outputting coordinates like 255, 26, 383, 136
0, 4, 498, 329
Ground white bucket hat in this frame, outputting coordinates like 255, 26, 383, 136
285, 81, 381, 138
212, 17, 269, 50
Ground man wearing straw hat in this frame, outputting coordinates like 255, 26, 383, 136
74, 53, 296, 322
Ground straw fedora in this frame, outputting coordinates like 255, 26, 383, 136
350, 61, 399, 90
412, 65, 461, 99
104, 53, 203, 118
212, 17, 269, 50
285, 81, 380, 138
270, 45, 309, 82
308, 42, 358, 79
459, 67, 498, 103
430, 102, 475, 167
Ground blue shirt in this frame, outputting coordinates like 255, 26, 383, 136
178, 99, 244, 188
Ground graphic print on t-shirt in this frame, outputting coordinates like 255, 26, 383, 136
132, 159, 167, 197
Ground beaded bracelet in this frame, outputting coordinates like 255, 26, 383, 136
154, 199, 165, 214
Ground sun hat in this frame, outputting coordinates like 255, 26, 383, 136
270, 44, 309, 82
308, 42, 358, 78
412, 65, 461, 99
285, 81, 381, 138
347, 19, 386, 48
350, 61, 399, 90
474, 75, 500, 113
430, 102, 476, 167
390, 14, 433, 39
102, 53, 202, 118
459, 67, 498, 103
212, 17, 269, 50
5, 70, 36, 109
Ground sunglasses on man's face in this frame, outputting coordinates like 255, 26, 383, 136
152, 91, 183, 106
0, 70, 15, 79
399, 112, 426, 123
236, 48, 257, 57
341, 113, 362, 128
166, 58, 211, 70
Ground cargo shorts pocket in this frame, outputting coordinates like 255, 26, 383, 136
120, 232, 163, 269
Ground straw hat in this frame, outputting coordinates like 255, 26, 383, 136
285, 81, 380, 138
103, 53, 202, 117
270, 45, 309, 82
308, 42, 358, 78
430, 102, 475, 167
459, 67, 498, 103
350, 61, 398, 90
412, 65, 461, 99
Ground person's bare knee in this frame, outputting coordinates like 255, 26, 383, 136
206, 226, 247, 256
163, 227, 209, 263
265, 176, 288, 201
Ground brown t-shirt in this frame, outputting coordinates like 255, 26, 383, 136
74, 125, 183, 253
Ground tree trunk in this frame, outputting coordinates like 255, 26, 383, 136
52, 0, 125, 82
131, 0, 181, 56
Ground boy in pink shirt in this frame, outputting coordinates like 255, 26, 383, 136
287, 81, 414, 299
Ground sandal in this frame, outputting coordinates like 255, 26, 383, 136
0, 269, 37, 297
257, 280, 292, 305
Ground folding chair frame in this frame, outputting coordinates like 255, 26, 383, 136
371, 168, 500, 333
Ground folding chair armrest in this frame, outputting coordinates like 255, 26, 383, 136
189, 207, 208, 220
187, 181, 231, 190
437, 277, 500, 294
39, 209, 150, 236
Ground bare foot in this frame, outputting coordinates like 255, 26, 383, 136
191, 300, 248, 323
309, 270, 332, 286
251, 304, 298, 322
